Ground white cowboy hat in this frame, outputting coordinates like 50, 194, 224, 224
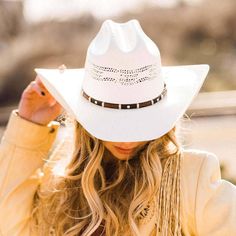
35, 19, 209, 142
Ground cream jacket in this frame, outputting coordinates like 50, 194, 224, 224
0, 109, 236, 236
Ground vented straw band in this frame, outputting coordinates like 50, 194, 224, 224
82, 83, 167, 109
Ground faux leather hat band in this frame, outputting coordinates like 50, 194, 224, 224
82, 83, 167, 109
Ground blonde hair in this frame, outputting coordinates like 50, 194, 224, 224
31, 118, 183, 236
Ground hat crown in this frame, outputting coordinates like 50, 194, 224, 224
90, 19, 160, 56
83, 19, 165, 104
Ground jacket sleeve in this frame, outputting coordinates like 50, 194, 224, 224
0, 109, 60, 236
195, 152, 236, 236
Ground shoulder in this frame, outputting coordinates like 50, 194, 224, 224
180, 150, 236, 235
182, 147, 217, 160
181, 148, 219, 173
180, 148, 214, 190
181, 148, 220, 191
179, 148, 220, 225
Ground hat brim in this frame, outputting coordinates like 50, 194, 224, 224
35, 64, 209, 142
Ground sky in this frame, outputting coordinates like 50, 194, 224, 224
23, 0, 203, 23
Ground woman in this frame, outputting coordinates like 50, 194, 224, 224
0, 19, 236, 236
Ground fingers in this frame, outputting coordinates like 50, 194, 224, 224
51, 101, 63, 115
35, 64, 67, 93
22, 78, 49, 99
35, 76, 47, 91
31, 81, 43, 96
31, 79, 47, 96
35, 74, 52, 95
23, 64, 67, 98
23, 81, 42, 96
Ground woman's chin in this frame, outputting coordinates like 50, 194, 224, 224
111, 151, 133, 161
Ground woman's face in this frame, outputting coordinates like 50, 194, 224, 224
102, 141, 149, 160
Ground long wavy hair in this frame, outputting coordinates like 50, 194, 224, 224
30, 116, 183, 236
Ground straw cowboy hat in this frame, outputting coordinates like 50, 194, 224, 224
35, 19, 209, 142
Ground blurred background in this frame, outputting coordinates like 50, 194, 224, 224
0, 0, 235, 183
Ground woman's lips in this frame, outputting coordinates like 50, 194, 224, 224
114, 146, 134, 154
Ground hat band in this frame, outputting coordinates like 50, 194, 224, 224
82, 83, 167, 109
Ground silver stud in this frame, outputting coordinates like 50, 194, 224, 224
151, 100, 154, 105
102, 102, 105, 107
94, 100, 97, 104
127, 105, 130, 109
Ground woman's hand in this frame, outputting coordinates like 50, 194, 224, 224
18, 66, 65, 125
